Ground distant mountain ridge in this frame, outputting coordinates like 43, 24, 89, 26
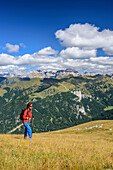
1, 69, 113, 79
28, 68, 80, 78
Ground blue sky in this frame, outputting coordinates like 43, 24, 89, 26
0, 0, 113, 75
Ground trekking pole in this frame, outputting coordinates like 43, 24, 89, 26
7, 123, 23, 134
31, 118, 34, 133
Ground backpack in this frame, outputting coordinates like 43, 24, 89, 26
19, 109, 28, 120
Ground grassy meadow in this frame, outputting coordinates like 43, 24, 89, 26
0, 120, 113, 170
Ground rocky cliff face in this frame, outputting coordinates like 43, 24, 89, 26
29, 69, 81, 78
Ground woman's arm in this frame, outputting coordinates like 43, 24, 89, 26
23, 109, 28, 120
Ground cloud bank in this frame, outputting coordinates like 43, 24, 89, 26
0, 23, 113, 74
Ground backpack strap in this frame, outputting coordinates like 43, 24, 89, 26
27, 110, 29, 115
27, 110, 30, 118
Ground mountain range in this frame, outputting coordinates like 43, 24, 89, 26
1, 69, 113, 79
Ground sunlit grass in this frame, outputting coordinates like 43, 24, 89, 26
0, 88, 7, 97
104, 106, 113, 111
31, 82, 75, 98
0, 120, 113, 169
1, 78, 42, 91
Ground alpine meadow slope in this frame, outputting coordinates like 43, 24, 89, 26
0, 120, 113, 169
0, 75, 113, 134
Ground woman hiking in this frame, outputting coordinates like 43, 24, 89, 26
22, 102, 34, 140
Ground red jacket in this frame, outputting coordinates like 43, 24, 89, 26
22, 109, 33, 123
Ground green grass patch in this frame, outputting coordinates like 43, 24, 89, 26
104, 106, 113, 111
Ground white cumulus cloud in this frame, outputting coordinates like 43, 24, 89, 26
16, 47, 60, 66
61, 58, 113, 73
38, 46, 58, 56
0, 47, 59, 67
0, 53, 16, 65
60, 47, 96, 59
5, 43, 20, 53
0, 65, 25, 70
55, 23, 113, 54
0, 65, 26, 76
103, 47, 113, 55
90, 56, 113, 65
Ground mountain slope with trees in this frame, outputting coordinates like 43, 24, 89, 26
0, 75, 113, 134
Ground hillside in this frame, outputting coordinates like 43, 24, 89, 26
0, 120, 113, 169
0, 75, 113, 134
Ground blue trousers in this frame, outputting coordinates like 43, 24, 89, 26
23, 122, 32, 139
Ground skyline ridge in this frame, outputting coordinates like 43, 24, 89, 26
0, 68, 113, 79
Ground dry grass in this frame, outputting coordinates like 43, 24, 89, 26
0, 120, 113, 170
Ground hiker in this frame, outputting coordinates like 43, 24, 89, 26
22, 102, 34, 140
